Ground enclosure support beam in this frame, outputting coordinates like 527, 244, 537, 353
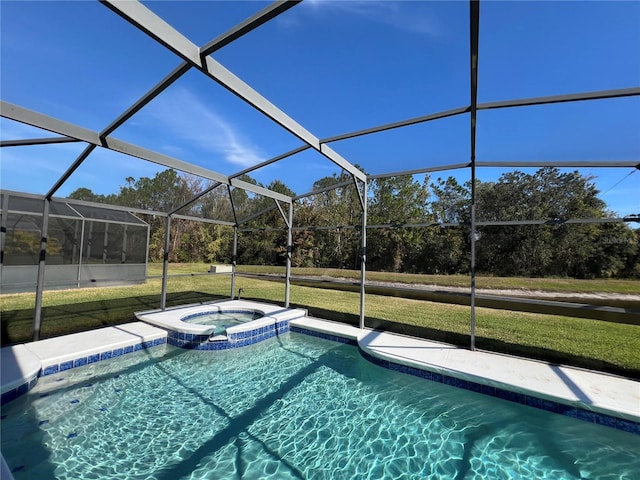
469, 0, 480, 351
0, 194, 8, 288
285, 202, 293, 308
169, 182, 222, 217
122, 225, 128, 264
1, 101, 291, 204
231, 226, 238, 299
160, 216, 172, 310
353, 177, 368, 329
200, 1, 301, 57
77, 219, 85, 288
227, 185, 238, 226
33, 199, 50, 341
477, 160, 640, 168
477, 87, 640, 111
237, 204, 279, 226
102, 223, 109, 264
0, 194, 8, 264
238, 215, 634, 233
322, 106, 470, 144
144, 221, 151, 284
0, 136, 81, 147
318, 86, 640, 147
368, 163, 472, 180
86, 222, 93, 262
273, 199, 293, 307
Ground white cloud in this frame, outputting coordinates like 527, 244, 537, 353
143, 87, 267, 168
297, 0, 442, 36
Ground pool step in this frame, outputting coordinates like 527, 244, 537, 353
208, 334, 228, 342
1, 322, 167, 404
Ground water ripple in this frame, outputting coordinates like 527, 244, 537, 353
1, 336, 638, 479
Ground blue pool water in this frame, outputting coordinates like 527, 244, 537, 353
181, 310, 263, 335
1, 333, 638, 479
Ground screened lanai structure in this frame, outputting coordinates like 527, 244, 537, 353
0, 191, 149, 293
1, 1, 639, 347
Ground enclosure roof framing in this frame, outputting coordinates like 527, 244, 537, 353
46, 61, 193, 199
305, 87, 640, 149
476, 161, 639, 168
172, 214, 236, 227
0, 189, 148, 227
0, 0, 637, 227
478, 87, 640, 110
2, 0, 638, 350
101, 0, 366, 183
54, 195, 168, 219
0, 136, 81, 147
2, 1, 301, 226
238, 215, 636, 234
199, 1, 302, 57
2, 188, 161, 219
229, 85, 640, 184
0, 101, 292, 207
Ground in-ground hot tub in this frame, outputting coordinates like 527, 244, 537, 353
182, 309, 264, 335
135, 300, 307, 350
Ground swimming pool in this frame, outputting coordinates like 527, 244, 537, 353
1, 332, 638, 479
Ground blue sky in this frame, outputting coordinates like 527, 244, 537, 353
1, 0, 638, 216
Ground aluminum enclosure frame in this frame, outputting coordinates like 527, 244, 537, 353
0, 0, 638, 348
0, 190, 151, 337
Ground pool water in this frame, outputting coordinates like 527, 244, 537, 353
1, 333, 638, 479
181, 311, 262, 334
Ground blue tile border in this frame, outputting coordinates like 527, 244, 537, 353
1, 337, 167, 406
0, 376, 38, 406
73, 357, 87, 368
4, 322, 637, 436
165, 319, 292, 350
290, 325, 639, 435
290, 326, 358, 346
38, 337, 167, 378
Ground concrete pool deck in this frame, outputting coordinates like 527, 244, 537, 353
2, 313, 638, 428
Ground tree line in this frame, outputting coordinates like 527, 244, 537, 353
70, 167, 640, 279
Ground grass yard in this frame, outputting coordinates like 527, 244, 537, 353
233, 265, 640, 295
2, 264, 639, 378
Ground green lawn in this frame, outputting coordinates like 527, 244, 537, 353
2, 264, 639, 378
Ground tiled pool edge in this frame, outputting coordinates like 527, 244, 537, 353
3, 310, 297, 405
39, 337, 168, 376
290, 325, 358, 346
0, 338, 167, 406
3, 318, 637, 435
0, 376, 39, 407
166, 320, 290, 350
290, 325, 640, 435
358, 349, 640, 435
136, 301, 307, 350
